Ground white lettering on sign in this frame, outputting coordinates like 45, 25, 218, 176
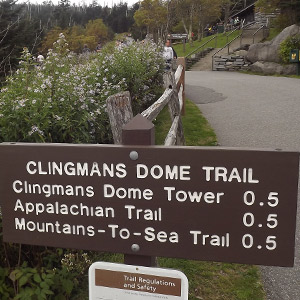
12, 180, 94, 198
190, 231, 230, 247
164, 187, 224, 203
136, 164, 191, 180
125, 205, 162, 221
103, 184, 153, 200
202, 167, 259, 183
26, 161, 127, 178
107, 225, 179, 243
144, 227, 179, 243
122, 275, 177, 287
15, 218, 96, 236
14, 199, 115, 218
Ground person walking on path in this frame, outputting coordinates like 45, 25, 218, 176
163, 39, 177, 70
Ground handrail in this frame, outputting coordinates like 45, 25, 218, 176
211, 21, 259, 70
253, 25, 266, 44
213, 33, 241, 57
226, 27, 239, 45
211, 33, 242, 70
185, 35, 217, 58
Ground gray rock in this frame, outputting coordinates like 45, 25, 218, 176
235, 50, 248, 57
246, 24, 300, 63
233, 44, 250, 51
249, 61, 297, 75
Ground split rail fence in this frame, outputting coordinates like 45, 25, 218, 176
106, 57, 186, 148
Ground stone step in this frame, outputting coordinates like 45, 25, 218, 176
186, 47, 215, 70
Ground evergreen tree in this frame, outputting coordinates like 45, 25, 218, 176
107, 4, 132, 33
0, 0, 39, 79
54, 0, 71, 28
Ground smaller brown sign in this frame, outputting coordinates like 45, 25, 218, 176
89, 262, 188, 300
95, 269, 181, 296
168, 34, 188, 40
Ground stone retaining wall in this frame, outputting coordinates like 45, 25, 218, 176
213, 55, 250, 71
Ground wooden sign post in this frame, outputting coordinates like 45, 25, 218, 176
122, 114, 156, 266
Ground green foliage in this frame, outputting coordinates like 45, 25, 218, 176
181, 100, 217, 146
265, 27, 281, 41
256, 0, 300, 29
40, 19, 110, 54
279, 34, 300, 63
0, 34, 165, 143
158, 254, 265, 299
134, 0, 167, 40
9, 266, 56, 300
103, 40, 165, 113
154, 99, 217, 146
0, 249, 92, 299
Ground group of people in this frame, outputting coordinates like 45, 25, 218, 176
82, 42, 102, 54
204, 24, 217, 36
204, 16, 243, 36
227, 16, 241, 30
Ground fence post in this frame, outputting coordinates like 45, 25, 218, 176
169, 93, 185, 146
176, 57, 186, 115
122, 114, 156, 266
165, 74, 185, 146
106, 91, 133, 144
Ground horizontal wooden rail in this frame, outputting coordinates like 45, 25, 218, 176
175, 65, 184, 85
142, 62, 185, 146
141, 89, 173, 122
164, 116, 180, 146
107, 61, 185, 146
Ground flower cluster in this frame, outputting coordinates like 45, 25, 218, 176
0, 34, 164, 144
61, 252, 92, 275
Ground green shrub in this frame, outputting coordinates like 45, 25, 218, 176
0, 34, 165, 144
279, 34, 300, 63
103, 41, 165, 113
0, 215, 109, 300
0, 246, 88, 300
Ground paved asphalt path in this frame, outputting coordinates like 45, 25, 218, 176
185, 71, 300, 300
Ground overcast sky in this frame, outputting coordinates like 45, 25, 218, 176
18, 0, 139, 7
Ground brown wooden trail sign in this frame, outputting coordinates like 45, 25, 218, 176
0, 143, 299, 267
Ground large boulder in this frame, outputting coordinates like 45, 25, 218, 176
249, 61, 297, 75
246, 24, 300, 63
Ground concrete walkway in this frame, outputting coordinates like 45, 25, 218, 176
185, 71, 300, 300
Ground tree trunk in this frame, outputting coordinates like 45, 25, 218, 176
224, 3, 230, 29
188, 3, 194, 45
182, 18, 188, 34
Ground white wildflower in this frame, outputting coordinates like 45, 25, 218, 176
28, 125, 44, 136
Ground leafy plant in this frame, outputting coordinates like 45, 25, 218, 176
279, 34, 300, 63
0, 33, 165, 144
